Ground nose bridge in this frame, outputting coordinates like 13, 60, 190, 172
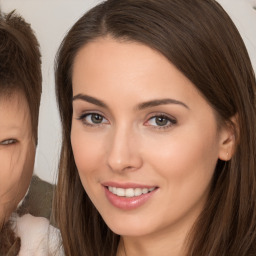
107, 122, 141, 172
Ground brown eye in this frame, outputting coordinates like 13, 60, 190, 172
155, 116, 169, 126
146, 114, 177, 129
78, 113, 109, 126
91, 114, 103, 124
0, 139, 17, 145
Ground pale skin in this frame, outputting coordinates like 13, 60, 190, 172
71, 37, 236, 256
0, 92, 35, 224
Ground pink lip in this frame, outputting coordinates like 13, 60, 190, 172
103, 184, 158, 210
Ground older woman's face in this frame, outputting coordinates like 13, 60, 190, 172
0, 92, 35, 223
71, 37, 234, 241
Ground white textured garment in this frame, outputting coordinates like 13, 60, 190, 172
12, 214, 64, 256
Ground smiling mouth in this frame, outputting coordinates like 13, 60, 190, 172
107, 186, 157, 198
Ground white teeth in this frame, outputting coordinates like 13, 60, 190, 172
142, 188, 148, 194
116, 188, 125, 197
125, 188, 134, 197
108, 186, 156, 197
134, 188, 142, 196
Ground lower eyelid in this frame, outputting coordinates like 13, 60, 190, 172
151, 121, 175, 128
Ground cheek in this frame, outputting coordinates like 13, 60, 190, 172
144, 125, 219, 187
139, 128, 219, 225
71, 126, 105, 180
71, 126, 108, 206
0, 142, 35, 219
0, 147, 24, 195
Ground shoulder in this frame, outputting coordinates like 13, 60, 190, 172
13, 214, 63, 256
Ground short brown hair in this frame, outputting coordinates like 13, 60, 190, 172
0, 10, 42, 143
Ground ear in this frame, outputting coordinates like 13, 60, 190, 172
218, 115, 239, 161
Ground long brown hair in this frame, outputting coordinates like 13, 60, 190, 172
54, 0, 256, 255
0, 10, 42, 255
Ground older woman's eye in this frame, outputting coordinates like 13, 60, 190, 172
78, 113, 109, 126
0, 139, 17, 145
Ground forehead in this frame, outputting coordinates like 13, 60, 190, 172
0, 92, 31, 130
72, 38, 188, 91
72, 38, 200, 103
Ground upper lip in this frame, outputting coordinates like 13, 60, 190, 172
102, 181, 157, 189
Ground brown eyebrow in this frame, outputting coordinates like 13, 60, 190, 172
73, 94, 189, 110
137, 98, 189, 110
73, 94, 108, 108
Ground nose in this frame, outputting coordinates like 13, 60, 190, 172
107, 125, 143, 173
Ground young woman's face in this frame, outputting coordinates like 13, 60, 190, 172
0, 93, 35, 223
71, 37, 231, 238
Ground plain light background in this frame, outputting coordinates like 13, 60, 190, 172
1, 0, 256, 184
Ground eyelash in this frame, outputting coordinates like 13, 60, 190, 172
0, 139, 17, 145
77, 112, 177, 130
77, 113, 109, 127
145, 113, 177, 130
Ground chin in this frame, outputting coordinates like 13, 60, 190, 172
111, 226, 150, 237
103, 215, 154, 237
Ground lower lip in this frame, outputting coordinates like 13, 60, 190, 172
104, 186, 158, 210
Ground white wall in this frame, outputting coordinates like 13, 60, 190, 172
218, 0, 256, 70
1, 0, 255, 184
